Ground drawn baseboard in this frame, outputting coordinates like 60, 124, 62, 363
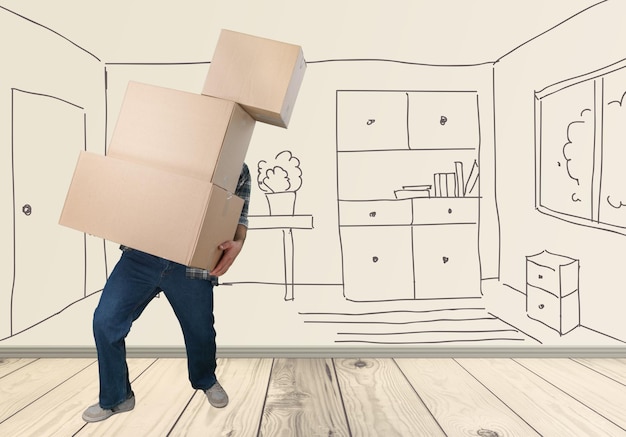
0, 346, 625, 358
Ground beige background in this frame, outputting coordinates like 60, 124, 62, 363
1, 0, 625, 352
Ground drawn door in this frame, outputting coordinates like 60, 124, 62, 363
11, 90, 86, 335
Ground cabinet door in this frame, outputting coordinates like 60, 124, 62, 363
408, 92, 479, 150
337, 91, 408, 151
340, 226, 414, 301
412, 224, 480, 298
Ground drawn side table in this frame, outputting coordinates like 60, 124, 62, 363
248, 214, 314, 300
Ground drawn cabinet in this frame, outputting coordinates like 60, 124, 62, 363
526, 250, 580, 334
337, 90, 481, 301
340, 225, 415, 301
412, 198, 479, 298
407, 92, 479, 150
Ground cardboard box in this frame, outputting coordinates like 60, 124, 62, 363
59, 151, 244, 271
202, 29, 306, 128
108, 81, 255, 192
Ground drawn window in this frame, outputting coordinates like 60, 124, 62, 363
535, 61, 626, 233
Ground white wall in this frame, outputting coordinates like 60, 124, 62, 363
2, 0, 622, 352
495, 0, 626, 341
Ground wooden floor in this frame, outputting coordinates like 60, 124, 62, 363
1, 357, 625, 436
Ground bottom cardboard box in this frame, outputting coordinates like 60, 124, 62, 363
59, 151, 243, 271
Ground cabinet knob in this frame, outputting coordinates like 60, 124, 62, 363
22, 204, 32, 216
372, 256, 379, 263
538, 274, 543, 280
369, 211, 377, 218
538, 304, 545, 310
442, 256, 449, 264
440, 115, 448, 125
448, 208, 453, 214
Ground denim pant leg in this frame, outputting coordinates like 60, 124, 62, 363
160, 264, 217, 390
93, 250, 163, 408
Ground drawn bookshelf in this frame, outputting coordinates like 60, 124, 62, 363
336, 90, 481, 301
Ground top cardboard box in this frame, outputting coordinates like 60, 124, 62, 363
202, 29, 306, 128
108, 81, 255, 193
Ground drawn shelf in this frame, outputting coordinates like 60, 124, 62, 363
336, 89, 481, 301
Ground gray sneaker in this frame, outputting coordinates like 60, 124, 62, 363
205, 381, 229, 408
82, 394, 135, 422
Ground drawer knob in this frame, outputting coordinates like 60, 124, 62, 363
372, 256, 379, 263
448, 208, 453, 214
440, 115, 448, 125
442, 256, 449, 264
22, 204, 32, 216
538, 274, 543, 280
369, 211, 377, 218
538, 304, 545, 309
367, 119, 375, 125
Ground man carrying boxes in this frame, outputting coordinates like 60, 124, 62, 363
58, 29, 306, 422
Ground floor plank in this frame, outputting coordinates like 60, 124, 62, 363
573, 358, 626, 385
458, 358, 626, 436
396, 358, 540, 436
0, 358, 38, 379
0, 358, 94, 423
335, 358, 445, 436
259, 358, 349, 437
168, 358, 273, 436
515, 358, 626, 431
0, 358, 155, 436
75, 358, 194, 436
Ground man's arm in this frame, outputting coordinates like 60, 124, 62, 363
211, 163, 250, 277
211, 224, 247, 277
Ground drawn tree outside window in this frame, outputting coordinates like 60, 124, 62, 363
599, 75, 626, 227
536, 63, 626, 232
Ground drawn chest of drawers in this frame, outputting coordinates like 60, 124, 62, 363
526, 250, 580, 334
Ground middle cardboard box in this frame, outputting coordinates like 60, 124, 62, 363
108, 81, 255, 192
60, 81, 255, 271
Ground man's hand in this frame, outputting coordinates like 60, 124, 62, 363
211, 224, 247, 277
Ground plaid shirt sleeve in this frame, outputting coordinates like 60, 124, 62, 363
235, 162, 251, 228
186, 163, 251, 280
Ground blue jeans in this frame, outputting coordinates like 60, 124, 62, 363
93, 249, 217, 409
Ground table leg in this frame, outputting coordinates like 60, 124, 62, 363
282, 228, 294, 300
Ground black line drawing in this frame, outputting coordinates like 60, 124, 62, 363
9, 88, 106, 337
1, 1, 625, 349
525, 250, 580, 335
257, 150, 303, 215
250, 150, 313, 301
535, 60, 626, 233
336, 89, 482, 305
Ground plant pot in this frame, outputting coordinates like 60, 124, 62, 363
265, 192, 296, 215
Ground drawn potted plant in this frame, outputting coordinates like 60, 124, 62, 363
257, 150, 302, 215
